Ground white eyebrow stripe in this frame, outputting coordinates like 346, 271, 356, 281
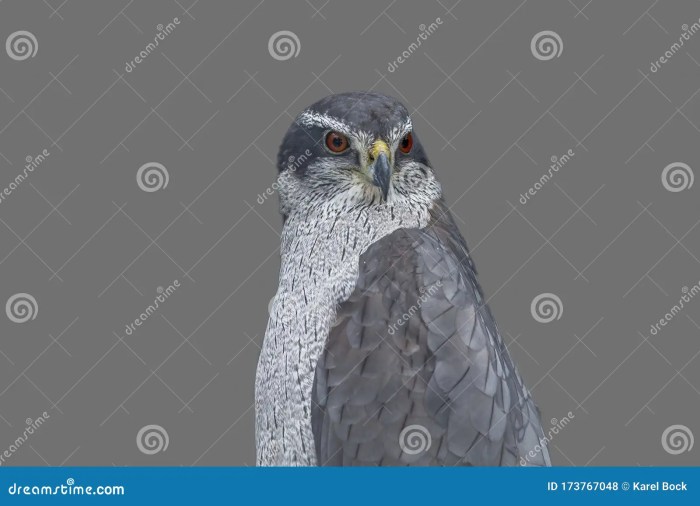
297, 110, 412, 146
297, 110, 373, 147
297, 111, 355, 135
387, 118, 412, 145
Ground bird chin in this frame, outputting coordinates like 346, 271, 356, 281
354, 176, 392, 205
364, 185, 391, 206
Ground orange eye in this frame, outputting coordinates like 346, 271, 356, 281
399, 133, 413, 153
325, 131, 349, 153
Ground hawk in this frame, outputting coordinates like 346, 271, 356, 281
255, 92, 550, 467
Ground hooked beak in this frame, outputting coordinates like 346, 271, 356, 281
369, 141, 391, 201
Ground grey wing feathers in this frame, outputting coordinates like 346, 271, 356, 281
311, 200, 550, 466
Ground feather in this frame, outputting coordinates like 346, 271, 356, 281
311, 200, 551, 466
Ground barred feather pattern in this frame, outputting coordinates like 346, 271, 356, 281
255, 164, 441, 465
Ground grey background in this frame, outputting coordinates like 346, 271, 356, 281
0, 0, 699, 466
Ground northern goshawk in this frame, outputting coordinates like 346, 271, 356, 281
255, 92, 550, 467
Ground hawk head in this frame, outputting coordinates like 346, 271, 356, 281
276, 92, 441, 220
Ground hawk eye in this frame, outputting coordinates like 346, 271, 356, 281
399, 132, 413, 154
325, 131, 349, 153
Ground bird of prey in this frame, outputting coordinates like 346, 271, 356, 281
255, 92, 550, 467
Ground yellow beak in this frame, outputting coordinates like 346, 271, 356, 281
368, 140, 392, 200
369, 140, 390, 162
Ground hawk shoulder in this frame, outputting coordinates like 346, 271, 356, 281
311, 200, 550, 466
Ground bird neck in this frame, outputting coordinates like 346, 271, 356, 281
256, 203, 435, 465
